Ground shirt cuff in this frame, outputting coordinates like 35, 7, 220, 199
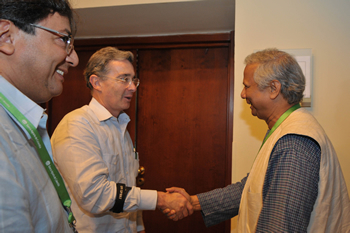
139, 189, 157, 210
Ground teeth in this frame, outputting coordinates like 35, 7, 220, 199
56, 70, 64, 75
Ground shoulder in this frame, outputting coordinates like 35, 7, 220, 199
273, 134, 321, 164
59, 105, 98, 125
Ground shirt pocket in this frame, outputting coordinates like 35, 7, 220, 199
103, 153, 123, 183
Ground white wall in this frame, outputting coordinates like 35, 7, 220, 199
70, 0, 201, 8
232, 0, 350, 231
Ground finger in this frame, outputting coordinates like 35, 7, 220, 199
162, 208, 171, 214
169, 188, 190, 200
166, 187, 184, 193
176, 209, 184, 220
182, 206, 189, 218
167, 213, 177, 220
165, 209, 176, 217
186, 200, 194, 215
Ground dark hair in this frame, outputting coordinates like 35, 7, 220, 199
0, 0, 76, 35
84, 47, 134, 90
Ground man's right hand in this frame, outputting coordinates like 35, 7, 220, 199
164, 187, 202, 220
156, 191, 193, 221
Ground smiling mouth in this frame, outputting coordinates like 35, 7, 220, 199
56, 69, 64, 76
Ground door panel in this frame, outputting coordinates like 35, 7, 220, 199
46, 34, 233, 232
137, 47, 230, 233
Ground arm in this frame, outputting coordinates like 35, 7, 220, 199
51, 117, 118, 213
51, 112, 189, 218
0, 148, 34, 232
52, 114, 157, 214
257, 134, 320, 232
166, 176, 247, 227
197, 177, 247, 227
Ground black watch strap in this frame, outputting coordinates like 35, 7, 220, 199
110, 183, 132, 213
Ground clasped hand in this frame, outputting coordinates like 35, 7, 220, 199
157, 187, 193, 221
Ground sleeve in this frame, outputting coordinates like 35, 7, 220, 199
123, 188, 157, 212
136, 210, 145, 232
257, 134, 321, 232
52, 114, 158, 214
51, 115, 118, 214
0, 147, 34, 232
197, 175, 248, 227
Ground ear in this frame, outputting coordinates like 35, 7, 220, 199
269, 80, 281, 100
0, 20, 15, 55
89, 75, 103, 91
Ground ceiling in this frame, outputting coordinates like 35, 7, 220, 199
72, 0, 235, 39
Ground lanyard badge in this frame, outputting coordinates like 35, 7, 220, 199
0, 92, 77, 231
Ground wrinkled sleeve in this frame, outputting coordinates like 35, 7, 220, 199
0, 147, 34, 232
51, 116, 118, 214
51, 114, 157, 214
197, 175, 248, 227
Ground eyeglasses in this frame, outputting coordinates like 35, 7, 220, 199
107, 75, 140, 88
29, 23, 74, 55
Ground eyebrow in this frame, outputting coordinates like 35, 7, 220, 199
118, 74, 132, 77
64, 29, 72, 35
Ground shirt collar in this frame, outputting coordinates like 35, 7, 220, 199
89, 97, 130, 124
0, 75, 44, 128
89, 98, 113, 121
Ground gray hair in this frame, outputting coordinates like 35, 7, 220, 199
244, 48, 305, 105
84, 47, 134, 89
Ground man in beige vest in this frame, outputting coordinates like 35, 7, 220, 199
166, 48, 350, 232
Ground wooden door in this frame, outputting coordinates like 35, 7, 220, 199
46, 33, 233, 233
136, 47, 230, 233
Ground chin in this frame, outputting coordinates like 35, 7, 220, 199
50, 85, 63, 96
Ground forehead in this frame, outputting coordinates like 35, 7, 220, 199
243, 63, 259, 84
38, 12, 72, 33
107, 59, 135, 75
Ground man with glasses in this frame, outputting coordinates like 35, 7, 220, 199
51, 47, 193, 233
0, 0, 79, 232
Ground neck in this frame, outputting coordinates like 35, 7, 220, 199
266, 103, 294, 129
92, 93, 121, 118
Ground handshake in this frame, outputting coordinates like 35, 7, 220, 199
156, 187, 201, 221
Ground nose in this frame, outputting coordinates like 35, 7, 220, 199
66, 49, 79, 67
241, 88, 246, 99
128, 81, 137, 92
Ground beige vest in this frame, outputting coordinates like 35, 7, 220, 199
237, 108, 350, 232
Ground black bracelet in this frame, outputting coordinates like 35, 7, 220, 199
110, 183, 131, 213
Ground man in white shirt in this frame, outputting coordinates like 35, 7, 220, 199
51, 47, 193, 233
0, 0, 79, 232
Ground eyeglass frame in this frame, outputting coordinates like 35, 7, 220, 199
29, 23, 74, 55
103, 74, 140, 88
